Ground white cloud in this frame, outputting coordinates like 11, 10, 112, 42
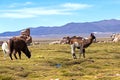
24, 2, 33, 5
0, 7, 72, 19
61, 3, 92, 10
8, 2, 33, 8
0, 13, 36, 18
0, 8, 70, 18
0, 3, 92, 18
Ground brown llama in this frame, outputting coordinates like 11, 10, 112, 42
69, 33, 96, 59
2, 37, 31, 60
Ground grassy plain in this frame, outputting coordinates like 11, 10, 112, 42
0, 40, 120, 80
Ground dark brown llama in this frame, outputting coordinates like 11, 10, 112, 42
7, 37, 31, 60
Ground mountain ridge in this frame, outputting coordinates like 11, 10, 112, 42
0, 19, 120, 37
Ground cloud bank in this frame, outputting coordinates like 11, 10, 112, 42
0, 2, 92, 18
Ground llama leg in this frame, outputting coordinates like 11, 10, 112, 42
14, 54, 17, 59
79, 49, 81, 59
3, 50, 7, 59
18, 51, 21, 59
79, 45, 83, 58
9, 52, 13, 60
71, 44, 77, 59
83, 49, 85, 58
4, 50, 9, 59
13, 50, 18, 59
79, 48, 83, 58
73, 53, 77, 59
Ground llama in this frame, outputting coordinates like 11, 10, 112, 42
2, 37, 31, 60
2, 41, 9, 59
69, 33, 96, 59
111, 33, 120, 42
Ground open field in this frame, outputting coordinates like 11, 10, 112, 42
0, 40, 120, 80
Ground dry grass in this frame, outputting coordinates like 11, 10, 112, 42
0, 41, 120, 80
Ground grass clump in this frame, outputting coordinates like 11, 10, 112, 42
0, 75, 15, 80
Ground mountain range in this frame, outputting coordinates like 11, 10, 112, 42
0, 19, 120, 37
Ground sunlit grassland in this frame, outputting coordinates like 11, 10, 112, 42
0, 42, 120, 80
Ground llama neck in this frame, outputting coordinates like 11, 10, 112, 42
83, 38, 94, 48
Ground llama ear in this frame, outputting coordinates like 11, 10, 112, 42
91, 33, 95, 36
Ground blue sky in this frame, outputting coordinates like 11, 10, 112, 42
0, 0, 120, 33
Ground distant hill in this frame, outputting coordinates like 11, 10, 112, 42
0, 19, 120, 37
